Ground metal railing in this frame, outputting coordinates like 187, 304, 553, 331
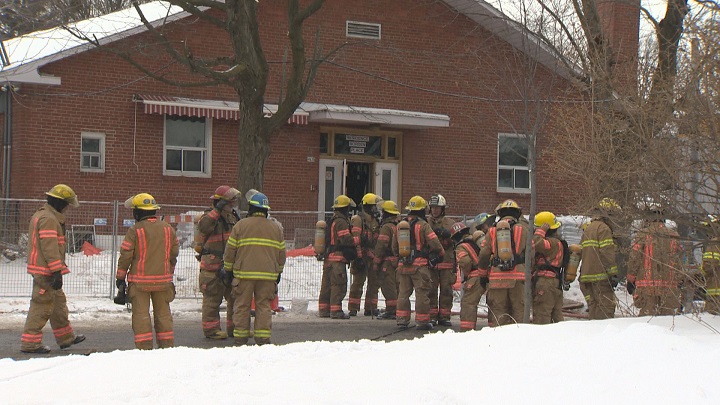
0, 198, 476, 302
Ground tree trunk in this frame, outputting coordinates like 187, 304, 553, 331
235, 100, 270, 207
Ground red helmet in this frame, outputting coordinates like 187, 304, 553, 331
211, 185, 240, 201
450, 222, 469, 239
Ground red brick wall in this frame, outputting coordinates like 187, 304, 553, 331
6, 1, 636, 215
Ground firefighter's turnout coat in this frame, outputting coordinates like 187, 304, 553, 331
532, 227, 565, 324
456, 235, 485, 331
579, 217, 618, 319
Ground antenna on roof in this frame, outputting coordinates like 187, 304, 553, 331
0, 41, 9, 67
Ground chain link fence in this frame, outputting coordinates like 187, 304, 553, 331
0, 199, 479, 303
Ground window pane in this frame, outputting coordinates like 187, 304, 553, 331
166, 116, 206, 147
166, 149, 182, 171
515, 169, 530, 189
82, 155, 91, 168
498, 168, 513, 188
183, 150, 203, 172
82, 138, 100, 153
382, 169, 392, 200
334, 133, 382, 157
387, 137, 396, 158
90, 156, 100, 168
324, 167, 335, 212
320, 133, 328, 154
499, 136, 528, 166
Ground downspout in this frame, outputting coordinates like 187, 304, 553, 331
1, 85, 11, 199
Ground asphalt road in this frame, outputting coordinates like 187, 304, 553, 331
0, 310, 487, 361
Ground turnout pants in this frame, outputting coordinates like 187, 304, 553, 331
232, 279, 276, 345
319, 261, 348, 316
129, 283, 175, 350
349, 257, 378, 312
532, 277, 564, 324
396, 265, 432, 327
634, 289, 680, 316
487, 281, 525, 326
21, 276, 77, 351
459, 276, 486, 331
429, 265, 455, 322
588, 281, 617, 319
373, 261, 398, 314
199, 270, 235, 337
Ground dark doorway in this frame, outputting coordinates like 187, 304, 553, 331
346, 162, 370, 210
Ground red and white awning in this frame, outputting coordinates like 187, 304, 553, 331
135, 94, 309, 125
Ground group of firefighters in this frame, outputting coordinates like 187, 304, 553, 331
316, 193, 720, 331
20, 184, 284, 353
18, 184, 720, 353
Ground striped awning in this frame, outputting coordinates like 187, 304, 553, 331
135, 94, 309, 125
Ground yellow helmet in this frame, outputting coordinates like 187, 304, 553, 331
332, 195, 356, 209
380, 200, 400, 215
361, 193, 383, 206
124, 193, 160, 210
405, 196, 427, 211
45, 184, 79, 208
534, 211, 561, 229
495, 199, 521, 214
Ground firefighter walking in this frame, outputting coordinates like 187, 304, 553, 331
21, 184, 86, 354
116, 193, 179, 350
426, 194, 456, 326
348, 193, 383, 316
223, 192, 285, 346
318, 195, 359, 319
196, 185, 241, 340
627, 205, 682, 316
372, 200, 401, 319
478, 200, 530, 326
579, 198, 620, 319
531, 211, 566, 324
393, 196, 445, 330
451, 222, 487, 332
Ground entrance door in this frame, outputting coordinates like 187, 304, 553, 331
346, 161, 371, 209
374, 162, 399, 204
318, 159, 344, 215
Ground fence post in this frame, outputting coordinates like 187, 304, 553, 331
110, 200, 119, 299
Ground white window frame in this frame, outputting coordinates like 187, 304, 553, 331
80, 132, 105, 173
497, 133, 531, 194
163, 115, 212, 178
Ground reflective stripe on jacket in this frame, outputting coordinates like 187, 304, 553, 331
27, 204, 69, 276
478, 217, 530, 282
197, 208, 238, 271
533, 228, 564, 278
223, 214, 286, 281
579, 219, 617, 282
627, 222, 681, 290
117, 217, 179, 286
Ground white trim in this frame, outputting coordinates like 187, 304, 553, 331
163, 115, 212, 178
301, 102, 449, 129
80, 132, 105, 173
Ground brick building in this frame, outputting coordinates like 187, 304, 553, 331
0, 0, 639, 215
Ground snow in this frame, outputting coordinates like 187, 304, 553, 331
1, 313, 719, 404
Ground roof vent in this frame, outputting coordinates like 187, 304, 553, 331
346, 21, 381, 40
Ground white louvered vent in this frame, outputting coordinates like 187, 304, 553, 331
346, 21, 381, 40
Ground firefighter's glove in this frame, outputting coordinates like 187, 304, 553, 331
609, 275, 619, 289
114, 279, 127, 305
276, 273, 282, 284
51, 271, 63, 290
116, 279, 127, 290
428, 255, 441, 269
215, 199, 229, 211
626, 281, 636, 295
218, 269, 233, 286
479, 277, 489, 289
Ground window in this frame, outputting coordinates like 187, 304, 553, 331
497, 133, 530, 192
164, 115, 211, 177
80, 132, 105, 172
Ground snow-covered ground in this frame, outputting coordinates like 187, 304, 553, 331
0, 312, 719, 404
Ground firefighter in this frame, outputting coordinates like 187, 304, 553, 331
426, 194, 456, 326
116, 193, 179, 350
318, 195, 359, 319
452, 222, 487, 332
348, 193, 384, 316
223, 191, 285, 346
701, 215, 720, 314
196, 186, 241, 340
627, 204, 683, 316
478, 199, 530, 326
392, 196, 445, 330
372, 200, 401, 319
531, 211, 566, 324
20, 184, 85, 354
579, 198, 620, 319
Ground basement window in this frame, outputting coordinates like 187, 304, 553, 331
80, 132, 105, 173
346, 21, 381, 40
